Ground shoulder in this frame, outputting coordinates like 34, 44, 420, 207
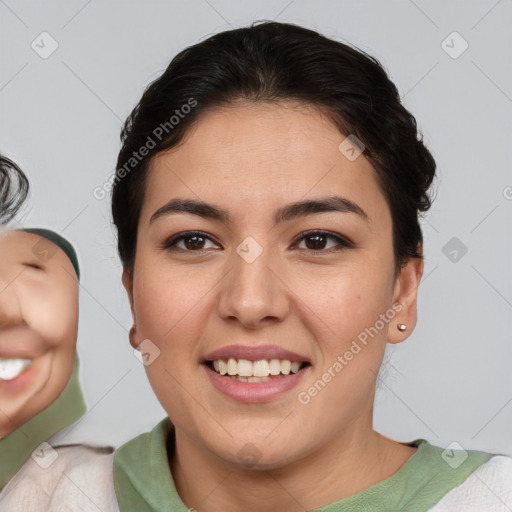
429, 454, 512, 511
0, 444, 119, 512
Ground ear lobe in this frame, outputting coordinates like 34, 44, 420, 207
129, 324, 139, 350
388, 255, 424, 344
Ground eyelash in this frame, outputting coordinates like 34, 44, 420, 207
22, 262, 43, 270
161, 230, 353, 254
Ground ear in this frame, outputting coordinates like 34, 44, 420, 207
387, 251, 424, 344
122, 267, 134, 315
122, 267, 139, 349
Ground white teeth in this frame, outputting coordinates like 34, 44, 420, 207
0, 358, 32, 381
210, 358, 306, 378
240, 376, 273, 383
252, 360, 269, 377
269, 359, 281, 375
290, 361, 301, 373
248, 376, 272, 383
227, 358, 237, 376
237, 359, 253, 377
280, 360, 291, 375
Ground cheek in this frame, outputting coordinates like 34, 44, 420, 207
133, 269, 211, 417
20, 285, 78, 350
291, 270, 392, 419
133, 266, 215, 357
291, 262, 392, 348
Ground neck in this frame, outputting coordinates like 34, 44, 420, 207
170, 408, 416, 512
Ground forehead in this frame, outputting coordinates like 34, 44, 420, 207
0, 230, 73, 273
141, 102, 390, 229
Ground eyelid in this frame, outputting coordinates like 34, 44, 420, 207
22, 262, 44, 270
162, 229, 353, 252
291, 229, 353, 251
161, 231, 221, 251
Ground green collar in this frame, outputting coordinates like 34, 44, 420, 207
0, 354, 86, 491
114, 418, 492, 512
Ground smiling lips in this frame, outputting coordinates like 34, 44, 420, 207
0, 357, 33, 381
0, 327, 46, 382
209, 358, 304, 383
203, 344, 310, 384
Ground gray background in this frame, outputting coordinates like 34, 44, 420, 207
1, 0, 511, 455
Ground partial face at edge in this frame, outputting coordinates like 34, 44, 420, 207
0, 230, 78, 439
123, 101, 422, 468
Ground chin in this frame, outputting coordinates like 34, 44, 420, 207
201, 430, 301, 471
228, 445, 301, 471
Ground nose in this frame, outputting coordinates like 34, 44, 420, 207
0, 271, 24, 330
217, 244, 290, 329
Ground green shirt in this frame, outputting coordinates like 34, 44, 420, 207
0, 354, 86, 491
114, 417, 493, 512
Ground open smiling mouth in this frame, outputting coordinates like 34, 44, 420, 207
205, 358, 311, 383
0, 358, 33, 381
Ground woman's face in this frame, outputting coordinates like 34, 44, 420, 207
124, 101, 422, 468
0, 231, 78, 439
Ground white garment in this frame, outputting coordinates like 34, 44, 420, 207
430, 455, 512, 511
0, 444, 119, 512
2, 446, 512, 511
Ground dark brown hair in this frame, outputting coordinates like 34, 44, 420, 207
0, 154, 30, 224
111, 21, 436, 276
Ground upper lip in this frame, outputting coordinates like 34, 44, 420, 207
203, 344, 310, 363
0, 327, 46, 359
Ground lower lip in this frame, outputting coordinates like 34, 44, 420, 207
203, 363, 309, 403
0, 361, 39, 394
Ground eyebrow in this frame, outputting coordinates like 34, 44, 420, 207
149, 196, 370, 226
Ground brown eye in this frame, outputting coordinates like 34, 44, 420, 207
162, 231, 220, 252
304, 234, 328, 250
294, 230, 352, 252
182, 235, 206, 250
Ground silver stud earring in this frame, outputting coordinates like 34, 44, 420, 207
397, 323, 407, 331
